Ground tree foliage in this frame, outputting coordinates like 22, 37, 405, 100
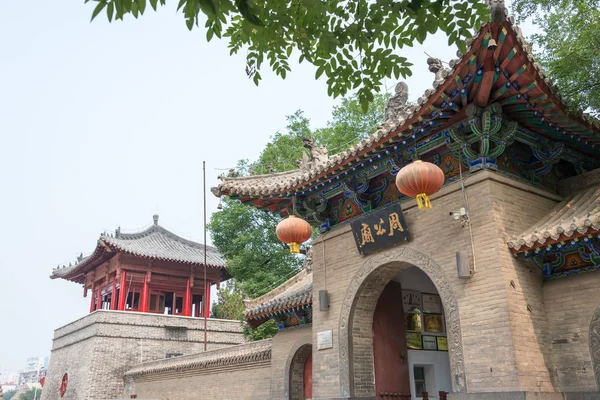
512, 0, 600, 116
252, 92, 389, 174
209, 93, 388, 340
84, 0, 490, 110
3, 390, 17, 400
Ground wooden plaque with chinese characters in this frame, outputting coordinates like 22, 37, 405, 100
350, 204, 411, 255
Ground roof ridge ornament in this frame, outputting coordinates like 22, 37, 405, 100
384, 81, 409, 123
487, 0, 507, 23
153, 214, 159, 226
296, 137, 329, 171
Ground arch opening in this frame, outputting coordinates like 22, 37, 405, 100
338, 247, 466, 398
289, 343, 312, 400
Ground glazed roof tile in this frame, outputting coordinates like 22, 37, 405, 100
51, 215, 226, 282
213, 14, 600, 202
124, 339, 272, 377
244, 268, 313, 320
507, 184, 600, 252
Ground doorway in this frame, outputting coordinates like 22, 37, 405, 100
338, 249, 466, 398
289, 344, 312, 400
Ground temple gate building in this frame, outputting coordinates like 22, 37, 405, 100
44, 3, 600, 400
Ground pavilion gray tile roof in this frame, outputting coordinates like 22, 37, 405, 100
244, 268, 313, 320
51, 215, 226, 281
507, 184, 600, 252
124, 339, 272, 377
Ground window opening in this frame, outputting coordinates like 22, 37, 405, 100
414, 366, 426, 396
175, 296, 183, 314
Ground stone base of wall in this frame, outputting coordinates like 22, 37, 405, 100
41, 310, 244, 400
448, 392, 600, 400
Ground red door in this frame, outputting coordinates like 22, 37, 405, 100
303, 351, 312, 399
372, 281, 410, 399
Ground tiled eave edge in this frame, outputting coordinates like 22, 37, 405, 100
50, 240, 226, 283
124, 339, 272, 377
508, 230, 600, 256
245, 301, 312, 322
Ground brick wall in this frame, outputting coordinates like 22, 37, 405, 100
124, 340, 272, 399
489, 180, 560, 392
544, 271, 600, 392
40, 310, 244, 400
269, 326, 312, 399
309, 170, 566, 398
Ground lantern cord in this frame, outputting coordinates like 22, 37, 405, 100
459, 158, 477, 273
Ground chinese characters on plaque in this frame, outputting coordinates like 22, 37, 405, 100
350, 204, 411, 254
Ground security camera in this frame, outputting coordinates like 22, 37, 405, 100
449, 207, 467, 220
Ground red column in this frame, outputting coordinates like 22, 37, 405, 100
184, 279, 192, 317
140, 273, 149, 313
95, 286, 102, 311
118, 270, 127, 311
110, 276, 117, 310
89, 286, 95, 313
204, 280, 211, 318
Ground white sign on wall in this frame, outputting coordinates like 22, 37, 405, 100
317, 330, 333, 350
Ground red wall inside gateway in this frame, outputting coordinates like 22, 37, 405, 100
372, 281, 410, 398
304, 351, 313, 399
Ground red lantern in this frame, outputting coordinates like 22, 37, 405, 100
276, 215, 312, 254
395, 160, 445, 210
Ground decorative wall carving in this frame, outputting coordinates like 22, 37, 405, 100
590, 302, 600, 390
338, 246, 467, 397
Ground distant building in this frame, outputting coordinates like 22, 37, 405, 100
18, 357, 48, 387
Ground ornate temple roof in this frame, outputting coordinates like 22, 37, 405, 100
124, 339, 272, 377
244, 267, 313, 324
508, 170, 600, 253
213, 7, 600, 215
51, 215, 226, 283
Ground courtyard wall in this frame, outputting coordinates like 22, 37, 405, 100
41, 310, 244, 400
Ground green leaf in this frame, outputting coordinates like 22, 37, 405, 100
137, 0, 146, 14
235, 0, 264, 26
107, 1, 114, 22
149, 0, 158, 10
91, 1, 107, 22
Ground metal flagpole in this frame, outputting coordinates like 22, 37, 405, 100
203, 161, 208, 351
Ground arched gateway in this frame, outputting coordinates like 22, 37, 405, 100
338, 246, 467, 398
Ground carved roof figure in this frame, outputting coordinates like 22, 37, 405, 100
297, 137, 329, 170
227, 168, 239, 178
384, 82, 410, 123
267, 163, 277, 174
488, 0, 507, 23
427, 57, 446, 82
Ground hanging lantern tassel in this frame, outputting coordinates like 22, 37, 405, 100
416, 193, 432, 210
395, 160, 445, 210
276, 215, 313, 254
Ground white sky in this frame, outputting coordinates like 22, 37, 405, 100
0, 1, 536, 372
